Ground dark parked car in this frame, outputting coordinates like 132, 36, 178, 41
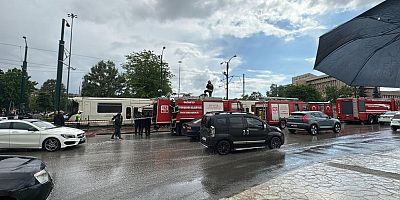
182, 118, 201, 141
287, 111, 341, 135
200, 112, 284, 155
0, 156, 53, 200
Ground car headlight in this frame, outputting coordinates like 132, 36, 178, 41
61, 134, 76, 138
34, 169, 49, 184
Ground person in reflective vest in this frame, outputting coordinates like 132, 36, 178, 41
75, 111, 81, 128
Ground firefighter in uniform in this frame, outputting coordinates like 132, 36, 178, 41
170, 99, 179, 134
204, 80, 214, 97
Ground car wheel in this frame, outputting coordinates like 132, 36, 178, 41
43, 138, 61, 152
308, 124, 319, 135
368, 115, 374, 124
391, 126, 397, 131
269, 137, 282, 149
279, 120, 286, 129
288, 129, 296, 134
216, 140, 231, 155
333, 123, 341, 133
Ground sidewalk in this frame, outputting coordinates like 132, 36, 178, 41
226, 150, 400, 200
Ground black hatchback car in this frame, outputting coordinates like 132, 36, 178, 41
287, 111, 341, 135
0, 156, 53, 200
200, 112, 284, 155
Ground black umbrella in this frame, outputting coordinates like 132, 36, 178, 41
314, 0, 400, 87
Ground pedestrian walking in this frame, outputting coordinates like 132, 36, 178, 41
139, 113, 145, 136
75, 111, 82, 129
111, 112, 123, 139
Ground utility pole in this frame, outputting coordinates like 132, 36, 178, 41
66, 13, 77, 113
159, 46, 166, 96
20, 36, 28, 115
55, 19, 70, 112
242, 73, 245, 98
220, 55, 237, 100
178, 61, 182, 98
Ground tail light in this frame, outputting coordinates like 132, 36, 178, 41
302, 115, 309, 123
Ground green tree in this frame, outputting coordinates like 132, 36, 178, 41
36, 91, 52, 112
36, 79, 67, 112
358, 86, 367, 97
123, 50, 172, 98
267, 84, 287, 97
284, 84, 322, 102
242, 91, 263, 100
325, 86, 354, 102
0, 68, 37, 113
82, 60, 124, 97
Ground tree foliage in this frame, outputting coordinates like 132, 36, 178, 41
324, 86, 354, 102
36, 79, 67, 112
123, 50, 172, 98
82, 60, 124, 97
267, 84, 322, 102
357, 86, 367, 97
242, 91, 264, 100
267, 84, 287, 97
0, 68, 37, 113
284, 85, 322, 102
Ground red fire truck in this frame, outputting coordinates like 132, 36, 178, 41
254, 97, 306, 129
336, 98, 399, 124
152, 97, 243, 135
307, 102, 333, 117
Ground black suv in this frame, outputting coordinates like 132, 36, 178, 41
200, 112, 284, 155
287, 111, 341, 135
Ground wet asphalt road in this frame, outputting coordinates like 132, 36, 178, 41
1, 124, 400, 200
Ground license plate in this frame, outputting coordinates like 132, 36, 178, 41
202, 137, 206, 141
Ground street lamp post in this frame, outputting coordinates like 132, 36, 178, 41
159, 46, 166, 96
20, 36, 28, 114
66, 13, 77, 113
178, 61, 182, 98
220, 55, 237, 100
55, 18, 70, 112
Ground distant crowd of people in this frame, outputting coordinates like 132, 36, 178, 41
111, 110, 152, 140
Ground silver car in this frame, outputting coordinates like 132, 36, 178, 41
378, 111, 398, 125
287, 111, 341, 135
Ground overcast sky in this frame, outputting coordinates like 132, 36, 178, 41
0, 0, 384, 98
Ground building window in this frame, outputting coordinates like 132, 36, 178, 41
97, 103, 122, 113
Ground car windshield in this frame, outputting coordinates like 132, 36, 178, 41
384, 111, 397, 116
393, 114, 400, 119
31, 121, 56, 129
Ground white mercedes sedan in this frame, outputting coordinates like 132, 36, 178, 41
0, 119, 86, 152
